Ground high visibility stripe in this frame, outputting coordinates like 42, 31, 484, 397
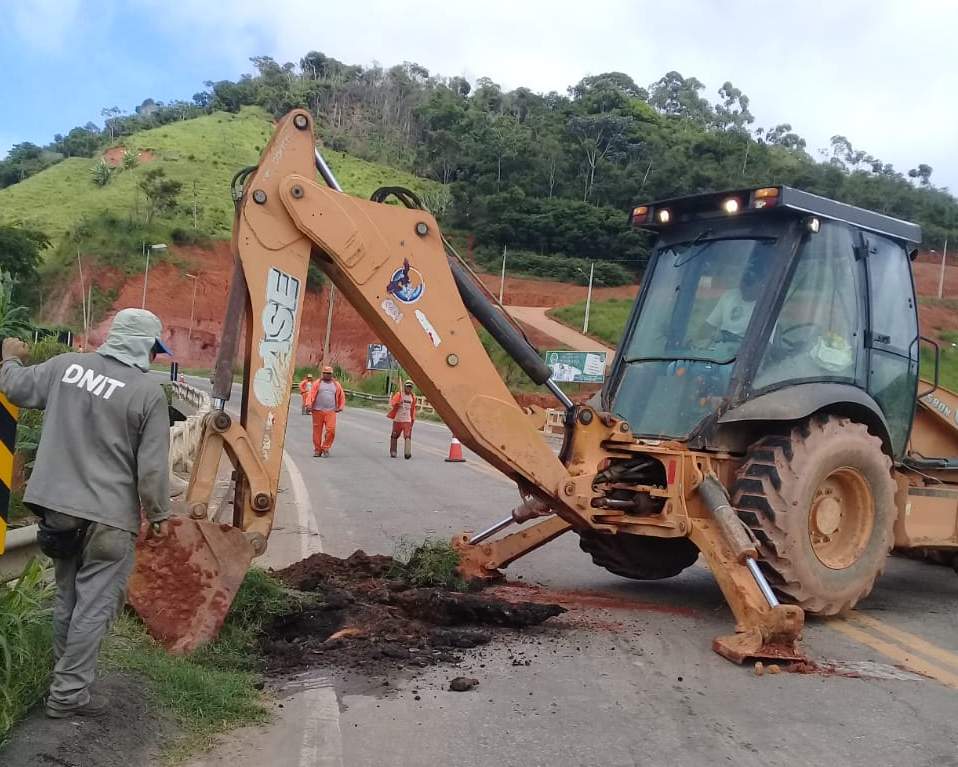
0, 391, 18, 556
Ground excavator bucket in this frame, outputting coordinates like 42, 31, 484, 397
127, 517, 256, 654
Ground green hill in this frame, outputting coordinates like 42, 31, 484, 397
0, 106, 437, 250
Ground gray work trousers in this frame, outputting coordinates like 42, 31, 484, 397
43, 510, 136, 711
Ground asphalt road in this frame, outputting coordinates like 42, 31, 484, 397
186, 387, 958, 767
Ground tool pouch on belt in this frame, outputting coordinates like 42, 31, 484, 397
36, 516, 90, 559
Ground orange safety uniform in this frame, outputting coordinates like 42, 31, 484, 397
387, 390, 417, 439
305, 378, 346, 453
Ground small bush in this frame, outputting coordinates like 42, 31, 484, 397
91, 160, 113, 187
392, 538, 465, 590
28, 336, 72, 364
170, 227, 209, 247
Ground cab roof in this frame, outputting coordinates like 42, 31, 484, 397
630, 185, 922, 245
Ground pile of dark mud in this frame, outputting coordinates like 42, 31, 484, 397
263, 551, 564, 675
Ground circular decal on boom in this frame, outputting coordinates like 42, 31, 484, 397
386, 259, 425, 304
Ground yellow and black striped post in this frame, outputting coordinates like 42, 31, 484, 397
0, 391, 18, 555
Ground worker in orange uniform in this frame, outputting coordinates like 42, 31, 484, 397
387, 379, 417, 459
298, 373, 313, 415
305, 366, 345, 457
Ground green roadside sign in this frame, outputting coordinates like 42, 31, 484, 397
543, 350, 608, 383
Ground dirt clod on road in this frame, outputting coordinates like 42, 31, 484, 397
265, 551, 564, 676
449, 677, 480, 692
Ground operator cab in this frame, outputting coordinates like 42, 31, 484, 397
606, 186, 922, 458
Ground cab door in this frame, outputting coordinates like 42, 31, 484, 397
865, 234, 919, 457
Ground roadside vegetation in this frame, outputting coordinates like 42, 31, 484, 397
472, 247, 635, 286
549, 298, 632, 348
0, 560, 54, 744
920, 329, 958, 391
0, 565, 301, 760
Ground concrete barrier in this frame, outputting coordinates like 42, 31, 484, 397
545, 408, 565, 434
169, 382, 211, 474
0, 524, 40, 582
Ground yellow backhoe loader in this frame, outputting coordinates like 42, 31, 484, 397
128, 109, 958, 663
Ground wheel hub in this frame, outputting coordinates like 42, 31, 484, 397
811, 496, 843, 536
808, 467, 874, 570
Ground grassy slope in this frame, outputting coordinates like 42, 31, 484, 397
549, 298, 633, 348
0, 106, 437, 249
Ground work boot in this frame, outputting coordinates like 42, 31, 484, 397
313, 450, 321, 458
46, 696, 109, 719
404, 438, 412, 460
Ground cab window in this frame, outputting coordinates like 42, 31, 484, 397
866, 234, 918, 455
753, 222, 861, 390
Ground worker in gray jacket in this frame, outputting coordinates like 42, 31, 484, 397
0, 308, 172, 718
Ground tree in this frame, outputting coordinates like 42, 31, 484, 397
647, 71, 713, 124
138, 168, 183, 223
567, 113, 633, 201
100, 106, 121, 139
0, 225, 47, 283
908, 164, 933, 187
714, 82, 754, 132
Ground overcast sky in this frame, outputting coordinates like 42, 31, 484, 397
2, 0, 956, 191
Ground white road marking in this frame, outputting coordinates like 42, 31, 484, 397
283, 450, 322, 557
298, 680, 344, 767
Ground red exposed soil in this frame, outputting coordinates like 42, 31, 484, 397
102, 146, 155, 167
264, 551, 564, 675
784, 660, 862, 679
485, 582, 700, 617
58, 241, 637, 372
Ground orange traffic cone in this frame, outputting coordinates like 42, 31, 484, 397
445, 437, 466, 462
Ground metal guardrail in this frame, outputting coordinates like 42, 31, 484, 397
342, 389, 436, 415
1, 382, 211, 582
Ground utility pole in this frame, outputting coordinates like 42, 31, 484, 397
938, 237, 949, 300
323, 285, 336, 361
583, 261, 594, 335
76, 250, 88, 349
141, 243, 147, 308
192, 181, 198, 229
142, 243, 167, 309
184, 273, 198, 341
498, 245, 507, 304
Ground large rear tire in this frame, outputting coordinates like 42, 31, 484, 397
732, 415, 897, 615
579, 533, 699, 580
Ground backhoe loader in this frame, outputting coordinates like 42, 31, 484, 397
128, 109, 958, 663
